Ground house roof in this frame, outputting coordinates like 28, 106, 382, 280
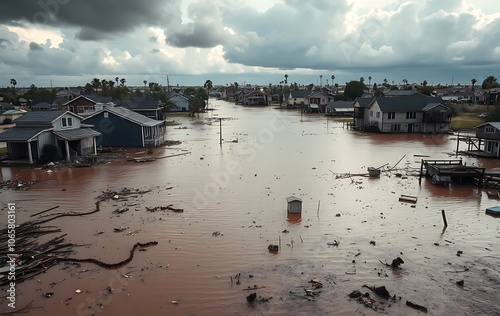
354, 97, 373, 108
64, 95, 112, 106
475, 122, 500, 130
53, 128, 101, 141
384, 90, 422, 97
31, 102, 53, 109
328, 101, 354, 109
2, 109, 26, 115
422, 103, 449, 111
84, 106, 163, 127
14, 110, 66, 124
371, 95, 444, 112
0, 126, 51, 142
286, 196, 302, 203
118, 96, 162, 110
289, 90, 311, 98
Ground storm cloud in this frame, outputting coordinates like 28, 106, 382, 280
0, 0, 499, 87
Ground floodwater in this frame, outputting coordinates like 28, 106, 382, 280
1, 99, 500, 316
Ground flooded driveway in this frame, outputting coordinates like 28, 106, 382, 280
1, 100, 500, 315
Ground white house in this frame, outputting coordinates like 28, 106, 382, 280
354, 95, 452, 133
0, 111, 101, 164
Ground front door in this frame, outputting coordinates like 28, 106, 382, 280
408, 124, 413, 133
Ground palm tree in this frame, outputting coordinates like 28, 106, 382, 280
403, 79, 408, 89
10, 78, 17, 94
383, 78, 388, 87
319, 75, 323, 86
368, 76, 372, 86
284, 74, 288, 85
91, 78, 100, 93
204, 79, 213, 109
331, 75, 335, 86
115, 77, 119, 86
120, 78, 126, 86
482, 76, 497, 89
143, 80, 148, 90
360, 77, 365, 84
108, 80, 115, 90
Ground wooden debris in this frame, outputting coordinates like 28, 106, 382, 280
406, 300, 428, 313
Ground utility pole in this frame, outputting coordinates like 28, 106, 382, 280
166, 75, 170, 93
219, 118, 222, 146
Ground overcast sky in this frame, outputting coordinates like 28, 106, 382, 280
0, 0, 499, 89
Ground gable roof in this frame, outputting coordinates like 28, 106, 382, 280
370, 95, 444, 112
475, 122, 500, 130
289, 90, 311, 98
14, 110, 65, 124
84, 106, 163, 127
354, 97, 374, 108
0, 126, 51, 142
328, 100, 354, 109
117, 96, 162, 110
384, 90, 423, 97
64, 95, 112, 106
13, 110, 82, 125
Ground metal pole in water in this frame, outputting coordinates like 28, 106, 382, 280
219, 117, 222, 146
441, 209, 448, 227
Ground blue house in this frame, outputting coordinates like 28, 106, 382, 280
83, 106, 165, 147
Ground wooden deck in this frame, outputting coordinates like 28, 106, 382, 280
419, 159, 486, 186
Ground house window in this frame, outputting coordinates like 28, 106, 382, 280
390, 124, 401, 132
485, 126, 495, 134
388, 112, 395, 119
406, 112, 416, 119
376, 112, 380, 118
62, 118, 67, 127
104, 112, 109, 118
67, 117, 73, 126
370, 110, 373, 117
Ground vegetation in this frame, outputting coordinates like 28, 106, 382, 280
343, 81, 365, 100
481, 76, 499, 89
189, 87, 208, 116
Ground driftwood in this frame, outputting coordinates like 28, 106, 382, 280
406, 300, 428, 313
30, 206, 59, 217
146, 204, 184, 213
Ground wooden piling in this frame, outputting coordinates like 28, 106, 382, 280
441, 209, 448, 227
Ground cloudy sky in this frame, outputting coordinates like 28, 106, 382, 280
0, 0, 499, 89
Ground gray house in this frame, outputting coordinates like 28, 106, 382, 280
0, 111, 101, 164
354, 95, 451, 133
474, 122, 500, 157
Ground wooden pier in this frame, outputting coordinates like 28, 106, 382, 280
419, 159, 486, 186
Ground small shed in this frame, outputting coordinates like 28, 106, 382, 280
286, 196, 302, 214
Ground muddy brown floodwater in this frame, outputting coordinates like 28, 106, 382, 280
1, 99, 500, 316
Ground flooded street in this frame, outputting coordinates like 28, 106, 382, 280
1, 99, 500, 316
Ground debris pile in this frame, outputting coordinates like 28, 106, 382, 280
0, 179, 38, 190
